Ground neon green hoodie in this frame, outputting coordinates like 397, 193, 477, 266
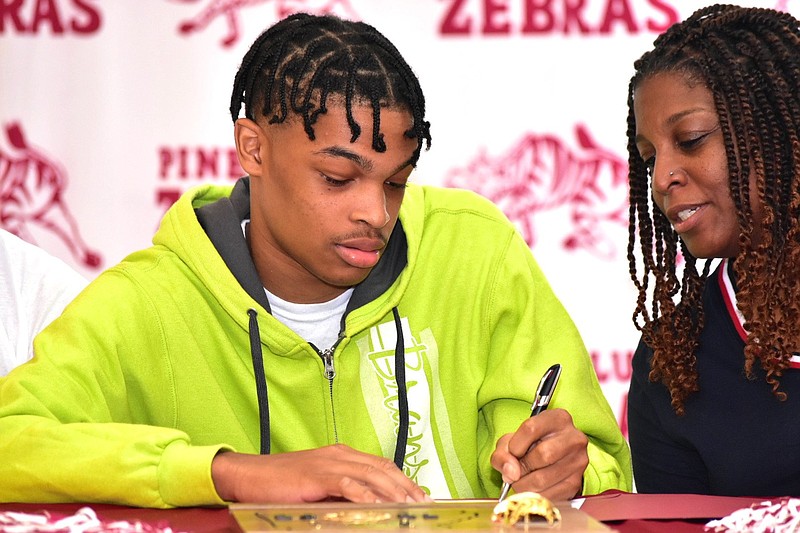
0, 179, 631, 507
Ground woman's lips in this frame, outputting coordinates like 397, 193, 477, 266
677, 206, 700, 222
667, 203, 706, 233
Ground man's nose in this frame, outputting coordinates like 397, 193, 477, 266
354, 186, 390, 228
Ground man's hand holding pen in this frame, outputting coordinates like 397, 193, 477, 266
491, 364, 588, 502
491, 408, 589, 501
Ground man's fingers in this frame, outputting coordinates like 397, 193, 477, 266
333, 476, 383, 503
527, 470, 584, 501
506, 409, 574, 457
214, 445, 431, 504
491, 433, 522, 483
490, 433, 513, 470
513, 436, 588, 498
347, 458, 424, 502
513, 461, 583, 499
518, 426, 587, 473
324, 445, 429, 503
493, 409, 589, 496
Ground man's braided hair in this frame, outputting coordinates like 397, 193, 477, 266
626, 4, 800, 415
230, 12, 431, 164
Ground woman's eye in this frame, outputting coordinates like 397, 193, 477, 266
678, 134, 706, 150
643, 156, 655, 176
678, 124, 719, 151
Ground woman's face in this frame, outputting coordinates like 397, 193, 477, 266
633, 71, 749, 259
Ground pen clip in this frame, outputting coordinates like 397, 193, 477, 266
531, 363, 562, 411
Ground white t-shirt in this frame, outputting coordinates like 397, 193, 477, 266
241, 220, 352, 350
265, 287, 353, 351
0, 229, 87, 376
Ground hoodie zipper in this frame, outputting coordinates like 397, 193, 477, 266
318, 344, 339, 443
247, 308, 408, 470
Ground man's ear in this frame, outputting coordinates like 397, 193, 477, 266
234, 118, 265, 176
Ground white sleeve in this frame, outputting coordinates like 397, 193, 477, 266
0, 229, 87, 375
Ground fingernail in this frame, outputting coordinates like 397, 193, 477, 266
406, 495, 415, 504
424, 494, 434, 502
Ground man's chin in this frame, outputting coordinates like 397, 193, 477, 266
325, 270, 373, 291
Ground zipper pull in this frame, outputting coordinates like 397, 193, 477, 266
321, 349, 336, 380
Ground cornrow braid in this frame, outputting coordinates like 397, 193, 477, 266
626, 4, 800, 415
230, 13, 431, 164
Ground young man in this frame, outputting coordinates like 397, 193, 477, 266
0, 14, 630, 507
0, 228, 86, 376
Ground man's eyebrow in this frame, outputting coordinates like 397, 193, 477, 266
315, 146, 374, 172
314, 146, 417, 175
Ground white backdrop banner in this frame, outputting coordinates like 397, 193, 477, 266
1, 0, 789, 435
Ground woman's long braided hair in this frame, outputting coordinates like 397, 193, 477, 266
230, 12, 431, 163
626, 4, 800, 415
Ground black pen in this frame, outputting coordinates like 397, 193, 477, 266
497, 363, 562, 502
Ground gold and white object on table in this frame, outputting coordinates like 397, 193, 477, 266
491, 492, 562, 528
230, 497, 607, 531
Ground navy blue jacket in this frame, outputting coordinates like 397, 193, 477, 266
629, 260, 800, 497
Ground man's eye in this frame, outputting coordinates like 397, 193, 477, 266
323, 174, 347, 187
385, 181, 408, 190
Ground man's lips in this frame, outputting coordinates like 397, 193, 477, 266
337, 237, 385, 252
335, 237, 386, 269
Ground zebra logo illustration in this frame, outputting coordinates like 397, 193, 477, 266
444, 124, 629, 260
171, 0, 359, 47
0, 122, 102, 269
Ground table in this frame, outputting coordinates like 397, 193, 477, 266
0, 491, 771, 533
0, 502, 238, 533
579, 490, 765, 532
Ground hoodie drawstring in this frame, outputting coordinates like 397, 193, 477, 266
391, 307, 409, 470
246, 307, 411, 471
248, 309, 270, 454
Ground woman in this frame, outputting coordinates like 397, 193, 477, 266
626, 4, 800, 496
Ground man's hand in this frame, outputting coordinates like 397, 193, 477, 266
211, 444, 432, 504
491, 409, 588, 500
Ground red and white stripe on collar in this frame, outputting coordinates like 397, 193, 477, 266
717, 258, 800, 369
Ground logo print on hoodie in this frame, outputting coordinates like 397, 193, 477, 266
359, 317, 450, 496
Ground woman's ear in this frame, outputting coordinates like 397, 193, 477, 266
234, 118, 265, 176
